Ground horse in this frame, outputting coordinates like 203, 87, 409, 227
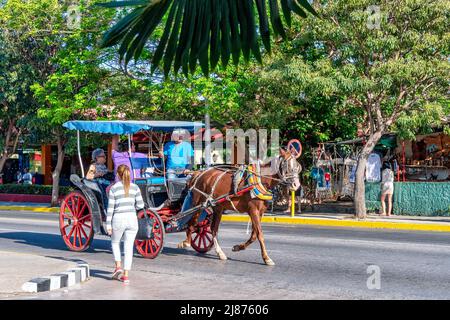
177, 148, 302, 266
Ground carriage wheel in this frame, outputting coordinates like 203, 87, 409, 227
191, 209, 214, 254
135, 209, 165, 259
59, 191, 93, 252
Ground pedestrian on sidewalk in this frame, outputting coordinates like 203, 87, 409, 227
380, 161, 394, 216
106, 164, 145, 284
22, 168, 33, 185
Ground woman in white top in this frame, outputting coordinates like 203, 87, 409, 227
380, 162, 394, 216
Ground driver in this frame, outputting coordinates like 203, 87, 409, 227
161, 129, 194, 180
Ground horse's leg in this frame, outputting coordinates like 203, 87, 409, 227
211, 207, 227, 260
253, 209, 275, 266
232, 214, 257, 252
177, 210, 201, 249
177, 225, 193, 249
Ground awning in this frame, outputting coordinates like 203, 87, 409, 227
63, 120, 204, 135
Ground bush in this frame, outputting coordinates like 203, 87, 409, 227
0, 184, 74, 196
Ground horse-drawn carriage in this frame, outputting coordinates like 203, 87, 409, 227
59, 120, 302, 265
59, 120, 214, 258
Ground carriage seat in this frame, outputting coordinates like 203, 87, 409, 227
167, 177, 188, 201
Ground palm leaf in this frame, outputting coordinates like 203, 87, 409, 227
151, 0, 179, 72
99, 0, 318, 77
97, 0, 149, 8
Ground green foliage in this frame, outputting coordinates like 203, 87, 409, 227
394, 102, 450, 140
98, 0, 317, 77
31, 0, 115, 128
254, 0, 449, 145
0, 0, 54, 150
0, 184, 74, 196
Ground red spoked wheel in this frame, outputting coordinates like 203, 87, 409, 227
59, 191, 93, 252
135, 209, 165, 259
191, 209, 214, 254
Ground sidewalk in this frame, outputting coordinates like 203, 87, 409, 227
221, 209, 450, 232
0, 251, 77, 299
1, 201, 449, 232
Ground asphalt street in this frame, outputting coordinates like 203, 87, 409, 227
0, 210, 449, 300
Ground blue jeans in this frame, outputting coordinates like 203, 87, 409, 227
95, 178, 110, 209
167, 169, 186, 180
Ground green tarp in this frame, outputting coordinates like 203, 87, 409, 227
365, 182, 450, 216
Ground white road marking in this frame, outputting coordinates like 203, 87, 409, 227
0, 227, 59, 234
0, 217, 58, 224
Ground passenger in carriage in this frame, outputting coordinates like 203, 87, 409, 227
86, 148, 112, 208
160, 129, 194, 180
111, 135, 149, 182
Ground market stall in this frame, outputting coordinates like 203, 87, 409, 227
311, 131, 450, 216
365, 131, 450, 216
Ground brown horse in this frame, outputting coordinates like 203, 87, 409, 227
177, 149, 301, 266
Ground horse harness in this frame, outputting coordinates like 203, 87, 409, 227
188, 165, 275, 214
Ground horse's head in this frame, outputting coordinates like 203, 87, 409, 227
277, 148, 302, 191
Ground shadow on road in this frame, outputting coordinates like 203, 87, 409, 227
90, 268, 113, 280
0, 232, 271, 267
0, 232, 110, 253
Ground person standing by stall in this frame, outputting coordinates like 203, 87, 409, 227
380, 162, 394, 216
22, 168, 33, 185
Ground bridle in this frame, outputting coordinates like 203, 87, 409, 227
243, 154, 301, 186
277, 155, 302, 186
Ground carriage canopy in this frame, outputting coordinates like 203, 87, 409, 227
63, 120, 204, 135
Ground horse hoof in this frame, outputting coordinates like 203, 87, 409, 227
218, 254, 228, 261
177, 241, 190, 249
232, 245, 241, 252
264, 259, 275, 266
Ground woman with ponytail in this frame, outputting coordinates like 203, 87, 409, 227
106, 164, 145, 284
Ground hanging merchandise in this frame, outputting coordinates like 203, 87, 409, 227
311, 167, 325, 188
349, 164, 357, 183
324, 169, 331, 189
366, 153, 381, 182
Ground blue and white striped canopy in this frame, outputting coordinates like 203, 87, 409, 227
63, 120, 204, 135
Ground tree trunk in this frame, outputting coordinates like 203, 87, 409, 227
0, 121, 15, 174
354, 130, 383, 219
51, 135, 65, 207
0, 156, 7, 176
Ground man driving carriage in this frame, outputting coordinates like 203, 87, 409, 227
161, 128, 194, 180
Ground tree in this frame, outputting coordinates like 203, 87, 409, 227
30, 0, 115, 206
258, 0, 449, 217
0, 1, 55, 173
98, 0, 317, 77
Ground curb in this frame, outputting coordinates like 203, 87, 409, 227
221, 215, 450, 233
21, 263, 90, 293
0, 205, 59, 213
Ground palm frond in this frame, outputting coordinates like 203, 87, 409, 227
99, 0, 318, 77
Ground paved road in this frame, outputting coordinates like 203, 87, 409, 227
0, 210, 449, 300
